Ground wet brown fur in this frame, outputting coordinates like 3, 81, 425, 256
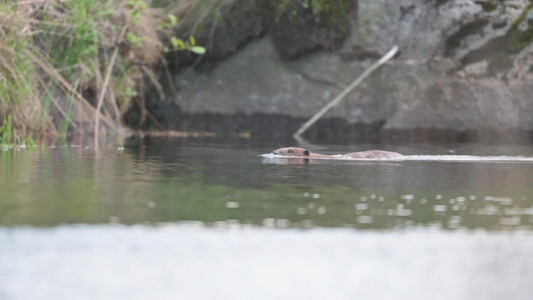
272, 147, 402, 159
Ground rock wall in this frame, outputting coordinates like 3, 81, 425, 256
143, 0, 533, 142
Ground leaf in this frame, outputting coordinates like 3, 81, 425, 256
191, 46, 206, 55
171, 37, 186, 49
127, 32, 136, 41
168, 14, 178, 27
189, 36, 196, 46
126, 87, 138, 97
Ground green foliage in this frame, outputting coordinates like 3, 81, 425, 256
0, 2, 35, 107
0, 115, 35, 148
127, 0, 149, 24
166, 36, 206, 54
0, 116, 13, 147
191, 46, 207, 55
38, 0, 114, 78
158, 14, 179, 30
0, 0, 206, 141
125, 87, 138, 97
126, 32, 147, 49
58, 80, 79, 138
160, 14, 206, 55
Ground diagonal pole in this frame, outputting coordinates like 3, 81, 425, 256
293, 45, 399, 138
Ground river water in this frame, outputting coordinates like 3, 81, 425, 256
1, 139, 533, 299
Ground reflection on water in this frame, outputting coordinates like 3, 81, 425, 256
1, 141, 533, 230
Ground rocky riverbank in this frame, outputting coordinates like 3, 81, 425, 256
129, 0, 533, 143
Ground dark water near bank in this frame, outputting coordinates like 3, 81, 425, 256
2, 140, 533, 299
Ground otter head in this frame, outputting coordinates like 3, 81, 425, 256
272, 147, 310, 157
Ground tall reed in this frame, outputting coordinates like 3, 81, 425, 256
27, 0, 159, 138
0, 0, 203, 143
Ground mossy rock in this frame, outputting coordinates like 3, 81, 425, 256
166, 0, 357, 68
167, 0, 273, 68
461, 5, 533, 73
270, 0, 358, 60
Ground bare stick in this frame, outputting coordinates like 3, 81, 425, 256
28, 47, 118, 132
293, 46, 399, 138
94, 25, 128, 149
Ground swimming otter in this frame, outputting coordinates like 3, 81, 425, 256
271, 147, 403, 159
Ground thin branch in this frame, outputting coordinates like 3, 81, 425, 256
28, 47, 119, 131
293, 46, 399, 138
160, 57, 178, 96
94, 25, 128, 149
35, 75, 83, 134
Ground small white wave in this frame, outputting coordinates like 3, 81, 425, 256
261, 153, 533, 162
402, 155, 533, 162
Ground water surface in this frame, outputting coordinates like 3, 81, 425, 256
1, 140, 533, 299
2, 141, 533, 229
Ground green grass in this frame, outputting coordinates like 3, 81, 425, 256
0, 0, 205, 143
0, 115, 35, 149
0, 0, 156, 140
0, 2, 35, 107
0, 116, 13, 147
39, 0, 114, 78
